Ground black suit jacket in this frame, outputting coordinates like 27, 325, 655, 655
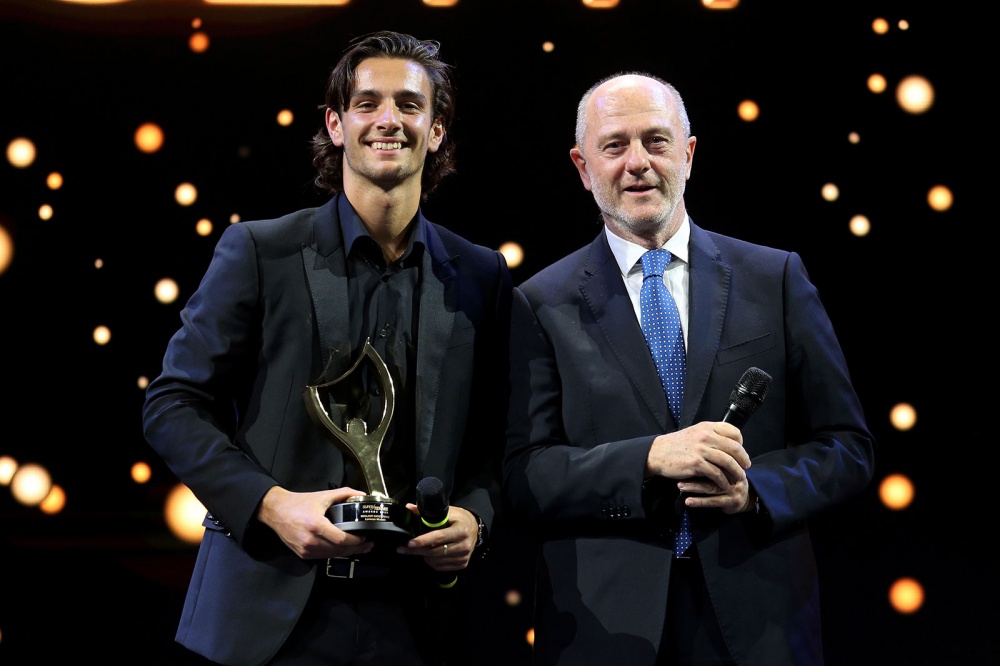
503, 221, 875, 666
143, 194, 512, 666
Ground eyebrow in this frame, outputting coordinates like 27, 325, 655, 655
350, 88, 429, 104
598, 125, 675, 141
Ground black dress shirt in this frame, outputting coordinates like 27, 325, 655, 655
339, 196, 423, 503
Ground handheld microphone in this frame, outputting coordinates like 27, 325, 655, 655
721, 367, 772, 429
675, 367, 773, 514
415, 476, 458, 589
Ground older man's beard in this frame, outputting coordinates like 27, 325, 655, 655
591, 176, 684, 235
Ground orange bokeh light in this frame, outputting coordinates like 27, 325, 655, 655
132, 461, 152, 484
135, 123, 164, 153
889, 577, 924, 614
879, 473, 914, 510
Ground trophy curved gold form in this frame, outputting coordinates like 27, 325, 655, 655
304, 338, 414, 544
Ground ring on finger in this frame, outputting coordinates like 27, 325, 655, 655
443, 543, 448, 556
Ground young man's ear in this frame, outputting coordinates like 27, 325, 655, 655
427, 119, 445, 153
326, 108, 344, 147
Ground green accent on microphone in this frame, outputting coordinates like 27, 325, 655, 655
421, 513, 450, 529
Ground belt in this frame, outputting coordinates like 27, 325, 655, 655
322, 557, 395, 580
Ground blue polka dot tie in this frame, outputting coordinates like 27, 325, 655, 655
639, 249, 692, 556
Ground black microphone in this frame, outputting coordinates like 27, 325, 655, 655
673, 367, 774, 521
415, 476, 458, 589
721, 367, 772, 428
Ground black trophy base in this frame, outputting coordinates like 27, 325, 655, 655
327, 496, 414, 545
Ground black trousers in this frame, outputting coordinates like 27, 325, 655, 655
270, 566, 459, 666
659, 547, 736, 666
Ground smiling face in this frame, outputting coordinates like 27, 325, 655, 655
326, 57, 444, 196
570, 75, 696, 247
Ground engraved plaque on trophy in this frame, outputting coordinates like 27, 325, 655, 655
304, 338, 414, 544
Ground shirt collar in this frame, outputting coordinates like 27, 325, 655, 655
338, 194, 427, 259
606, 214, 691, 277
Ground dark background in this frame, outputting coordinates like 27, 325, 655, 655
0, 0, 991, 663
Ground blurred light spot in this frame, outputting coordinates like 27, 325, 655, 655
137, 375, 149, 390
10, 463, 53, 506
849, 215, 870, 237
196, 218, 214, 236
0, 225, 13, 275
135, 123, 164, 153
205, 0, 350, 4
165, 483, 207, 544
582, 0, 619, 7
93, 325, 112, 345
896, 75, 934, 114
703, 0, 739, 7
898, 19, 909, 30
277, 109, 294, 126
848, 131, 860, 144
879, 473, 914, 510
0, 456, 18, 485
737, 100, 759, 122
505, 589, 522, 606
47, 172, 63, 189
499, 241, 524, 269
889, 577, 924, 614
867, 73, 887, 94
526, 627, 535, 647
189, 31, 210, 53
155, 277, 180, 304
7, 138, 36, 168
192, 17, 202, 28
423, 0, 458, 6
39, 484, 66, 514
230, 213, 241, 223
132, 461, 152, 484
176, 183, 198, 206
238, 145, 251, 158
542, 41, 555, 53
821, 183, 839, 202
94, 258, 104, 269
890, 402, 917, 431
871, 17, 889, 34
927, 185, 953, 212
38, 204, 53, 220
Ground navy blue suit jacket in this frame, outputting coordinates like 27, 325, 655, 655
504, 220, 875, 666
143, 194, 512, 666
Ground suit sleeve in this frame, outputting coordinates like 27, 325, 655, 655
142, 223, 279, 545
503, 287, 657, 531
745, 251, 876, 536
448, 249, 514, 536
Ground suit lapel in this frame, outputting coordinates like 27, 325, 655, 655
301, 196, 352, 381
579, 233, 673, 430
684, 221, 729, 423
414, 219, 458, 472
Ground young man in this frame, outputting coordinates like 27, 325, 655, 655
143, 31, 511, 666
503, 72, 875, 665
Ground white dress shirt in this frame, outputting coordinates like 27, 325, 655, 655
604, 216, 690, 350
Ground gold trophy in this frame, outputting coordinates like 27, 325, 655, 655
303, 338, 414, 544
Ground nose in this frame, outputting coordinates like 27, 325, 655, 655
376, 102, 403, 130
624, 140, 650, 173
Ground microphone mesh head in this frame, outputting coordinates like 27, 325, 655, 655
730, 367, 773, 413
416, 476, 448, 520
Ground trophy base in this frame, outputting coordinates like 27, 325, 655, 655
327, 496, 414, 545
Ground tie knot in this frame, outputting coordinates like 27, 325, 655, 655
640, 249, 672, 278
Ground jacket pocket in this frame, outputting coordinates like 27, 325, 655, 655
716, 332, 774, 365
